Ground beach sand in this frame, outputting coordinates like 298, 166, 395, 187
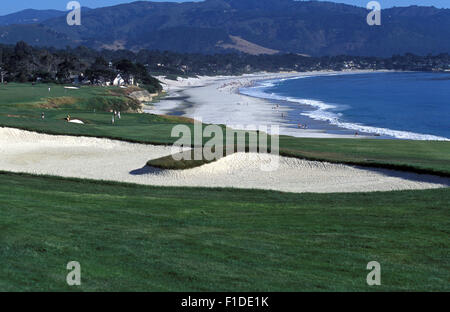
1, 127, 448, 193
148, 71, 378, 138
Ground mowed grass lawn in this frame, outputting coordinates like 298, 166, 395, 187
0, 83, 449, 291
0, 82, 196, 145
0, 83, 106, 106
0, 172, 449, 292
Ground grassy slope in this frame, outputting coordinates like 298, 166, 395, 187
0, 83, 196, 145
1, 84, 449, 291
278, 136, 450, 176
0, 109, 195, 145
0, 83, 138, 109
0, 172, 449, 291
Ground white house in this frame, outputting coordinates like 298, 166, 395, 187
113, 74, 125, 86
113, 74, 135, 86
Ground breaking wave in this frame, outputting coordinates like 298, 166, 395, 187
240, 77, 450, 141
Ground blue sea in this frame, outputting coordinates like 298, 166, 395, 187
240, 72, 450, 140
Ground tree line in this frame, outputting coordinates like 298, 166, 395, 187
0, 41, 448, 89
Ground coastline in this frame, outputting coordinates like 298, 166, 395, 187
242, 70, 450, 141
146, 70, 450, 141
145, 71, 382, 139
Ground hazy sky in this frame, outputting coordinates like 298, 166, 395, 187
1, 0, 449, 15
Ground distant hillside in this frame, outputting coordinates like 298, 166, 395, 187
0, 9, 65, 26
0, 0, 449, 56
217, 35, 280, 55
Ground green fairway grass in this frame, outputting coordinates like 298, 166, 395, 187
0, 108, 197, 145
0, 83, 199, 145
278, 136, 450, 176
0, 172, 449, 291
1, 83, 449, 292
0, 82, 139, 110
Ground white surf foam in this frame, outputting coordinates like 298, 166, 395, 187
302, 108, 450, 141
241, 78, 450, 141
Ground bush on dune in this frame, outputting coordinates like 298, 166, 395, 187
86, 96, 141, 112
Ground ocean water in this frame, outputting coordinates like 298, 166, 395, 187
241, 72, 450, 140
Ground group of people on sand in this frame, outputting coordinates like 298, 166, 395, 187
272, 104, 287, 120
272, 103, 311, 130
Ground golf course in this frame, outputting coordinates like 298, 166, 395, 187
0, 83, 449, 291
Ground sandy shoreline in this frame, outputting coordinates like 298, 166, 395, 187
146, 71, 383, 139
1, 127, 449, 193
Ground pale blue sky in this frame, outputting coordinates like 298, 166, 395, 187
1, 0, 449, 15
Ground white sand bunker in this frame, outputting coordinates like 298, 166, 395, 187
0, 127, 449, 193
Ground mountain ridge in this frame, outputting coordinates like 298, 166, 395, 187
0, 0, 449, 56
0, 9, 65, 26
